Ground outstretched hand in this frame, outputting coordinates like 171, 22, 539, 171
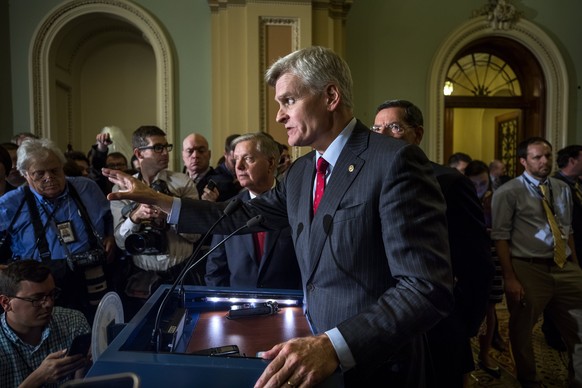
102, 168, 174, 213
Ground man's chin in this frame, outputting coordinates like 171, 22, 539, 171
36, 313, 52, 324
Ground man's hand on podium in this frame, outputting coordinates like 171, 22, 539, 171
254, 334, 339, 388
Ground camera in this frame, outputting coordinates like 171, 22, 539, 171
67, 249, 108, 306
124, 179, 171, 255
69, 248, 106, 270
125, 225, 168, 255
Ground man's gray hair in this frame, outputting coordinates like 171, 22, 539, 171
17, 138, 66, 174
231, 132, 280, 162
265, 46, 353, 110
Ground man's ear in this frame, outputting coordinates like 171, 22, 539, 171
325, 84, 340, 111
519, 157, 527, 169
414, 126, 425, 145
268, 157, 277, 174
0, 295, 11, 311
133, 148, 143, 160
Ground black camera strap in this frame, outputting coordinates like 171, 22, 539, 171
24, 183, 103, 264
66, 182, 104, 251
23, 186, 53, 262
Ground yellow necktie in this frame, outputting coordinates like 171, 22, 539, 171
539, 183, 567, 268
575, 181, 582, 204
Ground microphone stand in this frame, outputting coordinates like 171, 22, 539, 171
153, 215, 263, 352
176, 198, 242, 296
151, 198, 242, 351
179, 215, 264, 286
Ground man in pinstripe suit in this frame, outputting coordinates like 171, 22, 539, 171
105, 46, 453, 387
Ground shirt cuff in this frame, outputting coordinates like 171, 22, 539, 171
119, 217, 140, 236
168, 197, 182, 225
325, 328, 356, 371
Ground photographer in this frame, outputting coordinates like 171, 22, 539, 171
110, 126, 199, 317
0, 138, 114, 323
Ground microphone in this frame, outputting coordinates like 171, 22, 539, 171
153, 214, 263, 352
151, 198, 242, 351
178, 197, 243, 287
179, 215, 264, 279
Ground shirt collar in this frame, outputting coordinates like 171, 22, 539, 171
315, 117, 356, 172
192, 167, 210, 183
248, 179, 277, 199
522, 171, 545, 185
29, 179, 69, 205
1, 312, 52, 350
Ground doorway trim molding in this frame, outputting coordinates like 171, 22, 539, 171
427, 16, 568, 163
30, 0, 174, 143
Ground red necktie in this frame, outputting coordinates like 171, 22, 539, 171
313, 157, 329, 214
253, 231, 266, 263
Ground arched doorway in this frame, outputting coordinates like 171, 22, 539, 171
443, 37, 545, 177
30, 0, 176, 168
427, 17, 568, 166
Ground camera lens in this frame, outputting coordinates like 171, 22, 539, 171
84, 265, 108, 306
125, 228, 167, 255
125, 233, 149, 254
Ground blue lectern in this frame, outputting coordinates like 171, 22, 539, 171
86, 285, 342, 387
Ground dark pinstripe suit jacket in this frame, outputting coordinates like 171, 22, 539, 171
177, 121, 453, 386
204, 190, 301, 290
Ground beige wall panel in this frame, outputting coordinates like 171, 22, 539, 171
264, 25, 292, 147
79, 42, 156, 160
210, 1, 313, 161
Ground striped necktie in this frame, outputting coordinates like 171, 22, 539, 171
539, 183, 567, 268
574, 181, 582, 204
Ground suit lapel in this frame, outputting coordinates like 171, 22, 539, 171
239, 191, 259, 264
306, 122, 369, 279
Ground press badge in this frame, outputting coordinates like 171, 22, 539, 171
56, 221, 77, 243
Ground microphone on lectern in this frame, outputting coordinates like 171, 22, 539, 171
151, 198, 243, 351
180, 215, 264, 280
151, 210, 264, 352
177, 197, 243, 292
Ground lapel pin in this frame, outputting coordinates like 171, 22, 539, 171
348, 164, 355, 173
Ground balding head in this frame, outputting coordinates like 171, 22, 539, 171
182, 133, 211, 178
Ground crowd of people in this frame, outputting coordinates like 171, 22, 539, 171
0, 45, 581, 387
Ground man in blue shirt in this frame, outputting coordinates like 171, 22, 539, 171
0, 138, 114, 321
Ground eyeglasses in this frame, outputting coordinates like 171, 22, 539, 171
370, 123, 411, 134
27, 167, 63, 182
9, 288, 61, 307
137, 144, 173, 153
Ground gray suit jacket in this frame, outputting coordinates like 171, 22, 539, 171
177, 121, 453, 385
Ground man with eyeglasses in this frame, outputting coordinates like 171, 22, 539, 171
373, 99, 493, 387
110, 126, 200, 318
0, 138, 114, 323
0, 258, 91, 387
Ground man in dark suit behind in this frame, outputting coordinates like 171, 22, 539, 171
373, 99, 494, 387
105, 46, 453, 387
182, 133, 239, 202
205, 132, 300, 290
